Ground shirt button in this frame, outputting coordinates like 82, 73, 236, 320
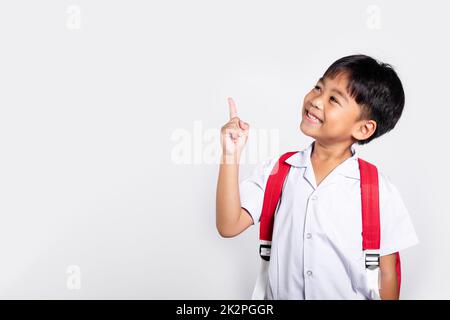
306, 270, 313, 277
311, 195, 318, 201
306, 233, 312, 239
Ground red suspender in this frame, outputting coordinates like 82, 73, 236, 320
358, 158, 381, 251
259, 151, 298, 243
358, 158, 401, 291
396, 253, 402, 291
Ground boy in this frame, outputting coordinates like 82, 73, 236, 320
216, 54, 419, 300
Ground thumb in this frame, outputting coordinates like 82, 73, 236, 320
239, 120, 249, 130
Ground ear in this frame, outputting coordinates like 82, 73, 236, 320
352, 119, 377, 142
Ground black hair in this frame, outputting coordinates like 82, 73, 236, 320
323, 54, 405, 145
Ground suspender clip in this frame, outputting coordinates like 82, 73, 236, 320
259, 243, 271, 261
364, 250, 380, 270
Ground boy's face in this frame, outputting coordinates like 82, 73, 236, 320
300, 72, 368, 145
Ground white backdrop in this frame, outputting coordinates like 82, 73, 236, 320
0, 0, 447, 299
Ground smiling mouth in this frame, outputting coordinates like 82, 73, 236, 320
304, 110, 323, 124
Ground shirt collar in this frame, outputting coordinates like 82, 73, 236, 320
284, 141, 360, 180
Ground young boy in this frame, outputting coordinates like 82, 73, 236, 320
216, 54, 419, 300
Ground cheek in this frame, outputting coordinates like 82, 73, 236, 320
324, 110, 353, 130
303, 92, 313, 106
301, 98, 307, 111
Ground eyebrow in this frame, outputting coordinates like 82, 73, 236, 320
318, 77, 349, 103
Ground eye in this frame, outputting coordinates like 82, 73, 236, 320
330, 96, 339, 104
313, 85, 321, 91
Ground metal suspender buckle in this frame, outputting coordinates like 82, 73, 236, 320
364, 249, 380, 270
259, 244, 271, 261
259, 241, 272, 261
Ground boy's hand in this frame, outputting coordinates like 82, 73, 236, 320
220, 97, 250, 160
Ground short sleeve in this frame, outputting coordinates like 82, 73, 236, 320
378, 172, 420, 256
239, 157, 279, 225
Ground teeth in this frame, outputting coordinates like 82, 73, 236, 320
307, 111, 320, 122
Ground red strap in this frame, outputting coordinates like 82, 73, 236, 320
396, 252, 402, 291
358, 158, 381, 250
259, 151, 298, 242
359, 158, 401, 291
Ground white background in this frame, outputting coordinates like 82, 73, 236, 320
0, 0, 447, 299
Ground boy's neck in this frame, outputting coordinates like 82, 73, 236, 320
311, 140, 354, 163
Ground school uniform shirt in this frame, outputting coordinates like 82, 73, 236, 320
239, 141, 419, 300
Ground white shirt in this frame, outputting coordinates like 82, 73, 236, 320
239, 141, 419, 300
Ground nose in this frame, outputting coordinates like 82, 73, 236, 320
310, 96, 324, 110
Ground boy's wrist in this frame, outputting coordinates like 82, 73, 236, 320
221, 151, 241, 165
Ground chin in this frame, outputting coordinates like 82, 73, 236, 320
300, 121, 316, 139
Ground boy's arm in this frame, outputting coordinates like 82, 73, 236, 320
216, 98, 252, 238
379, 253, 400, 300
216, 157, 254, 237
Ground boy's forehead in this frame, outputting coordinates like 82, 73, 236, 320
319, 72, 354, 102
320, 72, 350, 89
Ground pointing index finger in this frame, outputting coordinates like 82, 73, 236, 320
228, 97, 238, 119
